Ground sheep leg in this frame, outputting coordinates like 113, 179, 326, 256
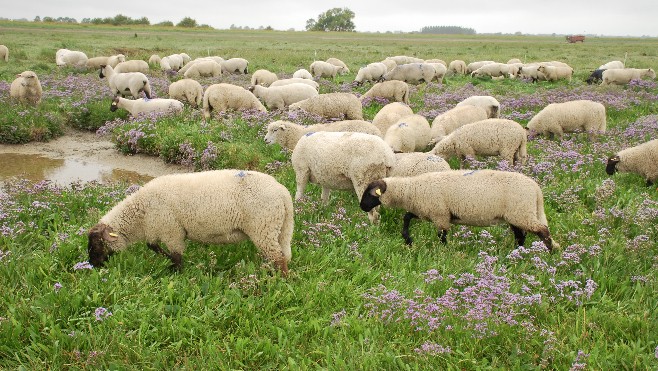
533, 226, 553, 252
250, 233, 289, 277
438, 230, 448, 244
147, 242, 168, 256
169, 252, 183, 271
510, 225, 527, 246
646, 179, 654, 187
294, 168, 310, 201
402, 212, 417, 245
321, 187, 331, 204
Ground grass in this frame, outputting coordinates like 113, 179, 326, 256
1, 22, 658, 369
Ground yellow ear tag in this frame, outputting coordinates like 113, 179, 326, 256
109, 233, 118, 237
375, 189, 382, 196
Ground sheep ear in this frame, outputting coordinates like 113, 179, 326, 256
609, 155, 620, 162
102, 226, 119, 242
368, 180, 387, 197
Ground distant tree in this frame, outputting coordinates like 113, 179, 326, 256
34, 16, 41, 22
81, 18, 91, 24
265, 26, 273, 31
419, 25, 475, 35
42, 16, 54, 23
306, 8, 355, 32
177, 17, 198, 28
156, 20, 174, 27
134, 17, 150, 25
112, 14, 130, 26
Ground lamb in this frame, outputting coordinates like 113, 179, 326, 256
586, 69, 606, 85
288, 93, 363, 120
110, 96, 184, 117
517, 64, 546, 82
382, 63, 435, 84
148, 54, 161, 65
372, 102, 414, 135
87, 169, 293, 275
251, 69, 279, 86
432, 119, 528, 167
537, 65, 573, 82
221, 57, 249, 74
264, 120, 382, 151
430, 105, 489, 143
354, 62, 388, 84
99, 64, 152, 99
466, 61, 495, 74
270, 78, 319, 90
202, 83, 266, 120
291, 131, 396, 223
9, 70, 43, 106
326, 57, 350, 75
310, 60, 345, 78
360, 80, 410, 104
384, 114, 433, 153
114, 60, 150, 74
606, 139, 658, 186
56, 48, 88, 67
455, 95, 500, 118
249, 83, 319, 110
359, 170, 556, 250
292, 69, 313, 80
598, 60, 624, 70
387, 152, 451, 178
448, 60, 467, 75
0, 45, 8, 61
526, 100, 606, 139
601, 68, 656, 85
183, 60, 222, 78
168, 78, 204, 108
471, 63, 515, 79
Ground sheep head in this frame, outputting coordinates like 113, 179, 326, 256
87, 223, 118, 267
360, 180, 387, 212
606, 155, 620, 175
99, 65, 107, 79
110, 96, 120, 112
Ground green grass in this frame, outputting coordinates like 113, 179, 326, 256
1, 22, 658, 369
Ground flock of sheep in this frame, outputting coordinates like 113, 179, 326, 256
2, 44, 657, 275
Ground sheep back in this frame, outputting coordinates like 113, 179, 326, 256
360, 80, 410, 104
430, 105, 488, 142
202, 83, 266, 119
456, 95, 500, 118
384, 114, 432, 153
388, 152, 451, 177
288, 93, 363, 120
372, 102, 414, 134
168, 79, 204, 108
527, 100, 606, 138
606, 139, 658, 185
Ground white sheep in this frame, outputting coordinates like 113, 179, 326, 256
517, 64, 546, 82
292, 69, 313, 80
99, 64, 152, 99
87, 170, 293, 275
428, 63, 447, 83
270, 78, 319, 90
430, 105, 489, 143
507, 58, 523, 64
202, 83, 266, 120
148, 54, 161, 65
606, 139, 658, 185
425, 59, 447, 67
354, 62, 388, 84
310, 60, 345, 78
326, 57, 350, 75
10, 70, 42, 106
0, 45, 8, 62
386, 56, 424, 65
110, 96, 183, 117
526, 100, 606, 139
249, 83, 319, 110
448, 60, 467, 75
107, 54, 126, 68
288, 93, 363, 120
178, 57, 224, 75
264, 120, 382, 151
221, 57, 249, 74
384, 114, 432, 153
56, 48, 88, 67
183, 60, 222, 79
601, 68, 656, 85
455, 95, 500, 118
466, 61, 495, 74
372, 102, 414, 135
380, 59, 398, 72
360, 80, 410, 104
168, 78, 204, 108
471, 63, 515, 79
179, 53, 191, 65
251, 69, 279, 86
382, 63, 435, 84
598, 60, 624, 70
432, 118, 528, 167
161, 54, 184, 71
86, 54, 125, 70
387, 152, 451, 178
537, 65, 573, 82
359, 169, 557, 250
292, 131, 396, 223
114, 60, 150, 74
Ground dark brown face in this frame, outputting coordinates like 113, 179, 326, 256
606, 156, 620, 175
87, 223, 117, 267
360, 180, 387, 212
110, 97, 119, 112
99, 65, 106, 79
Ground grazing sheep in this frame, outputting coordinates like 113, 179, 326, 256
386, 56, 424, 65
380, 59, 398, 72
178, 57, 224, 75
430, 105, 489, 143
56, 48, 88, 67
448, 60, 467, 75
601, 68, 656, 86
384, 114, 433, 153
586, 69, 606, 85
221, 57, 249, 74
606, 139, 658, 186
432, 119, 528, 167
359, 170, 556, 250
148, 54, 161, 65
161, 54, 184, 71
507, 58, 523, 64
326, 57, 350, 75
310, 60, 345, 78
251, 69, 279, 86
466, 61, 495, 74
526, 100, 606, 139
0, 45, 8, 61
270, 78, 319, 90
249, 83, 319, 110
360, 80, 410, 104
87, 170, 293, 275
425, 59, 447, 67
168, 78, 204, 108
599, 60, 624, 70
471, 63, 515, 79
107, 54, 126, 68
183, 60, 222, 79
537, 65, 573, 82
114, 60, 150, 74
86, 56, 110, 70
291, 131, 396, 223
288, 93, 363, 120
372, 102, 414, 135
354, 62, 388, 84
10, 70, 42, 106
382, 63, 435, 84
202, 83, 266, 120
110, 96, 183, 117
388, 152, 451, 177
517, 64, 546, 82
99, 64, 152, 99
292, 69, 313, 80
179, 53, 191, 65
428, 63, 448, 83
456, 95, 500, 118
264, 120, 382, 151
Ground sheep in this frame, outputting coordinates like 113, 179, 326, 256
428, 63, 448, 83
517, 64, 546, 82
168, 78, 204, 108
114, 60, 150, 74
221, 57, 249, 74
382, 63, 435, 84
526, 100, 606, 139
107, 54, 126, 68
387, 152, 451, 178
384, 114, 432, 153
148, 54, 161, 65
179, 53, 191, 65
430, 105, 489, 143
326, 57, 350, 75
466, 61, 495, 74
425, 59, 447, 67
380, 59, 398, 72
606, 139, 658, 186
291, 131, 396, 223
385, 56, 424, 65
270, 78, 319, 90
178, 57, 224, 75
99, 64, 152, 99
161, 54, 184, 71
432, 118, 528, 167
359, 169, 557, 250
601, 68, 656, 85
9, 70, 42, 106
599, 60, 624, 70
471, 63, 516, 79
507, 58, 523, 64
0, 45, 8, 61
354, 62, 388, 84
292, 69, 313, 80
448, 60, 467, 75
586, 69, 606, 85
360, 80, 410, 104
372, 102, 414, 135
202, 83, 266, 120
537, 65, 573, 82
87, 169, 293, 275
249, 83, 319, 110
455, 95, 500, 118
110, 96, 184, 117
86, 54, 125, 70
264, 120, 383, 151
309, 60, 345, 78
56, 48, 88, 67
288, 93, 363, 120
183, 60, 222, 79
251, 69, 279, 86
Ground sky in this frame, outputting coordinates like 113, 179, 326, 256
2, 1, 657, 37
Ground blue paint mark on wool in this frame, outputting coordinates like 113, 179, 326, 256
235, 171, 247, 178
463, 170, 478, 176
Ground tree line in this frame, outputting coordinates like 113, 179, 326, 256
32, 15, 210, 28
419, 26, 476, 35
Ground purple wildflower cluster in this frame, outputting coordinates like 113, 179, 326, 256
414, 342, 452, 356
569, 350, 590, 371
94, 306, 112, 321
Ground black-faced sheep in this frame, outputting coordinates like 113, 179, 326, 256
601, 68, 656, 85
606, 139, 658, 186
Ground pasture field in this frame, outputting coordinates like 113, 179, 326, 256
1, 21, 658, 369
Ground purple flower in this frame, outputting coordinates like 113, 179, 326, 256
94, 307, 112, 321
54, 282, 63, 292
330, 309, 347, 327
73, 261, 93, 270
414, 342, 452, 355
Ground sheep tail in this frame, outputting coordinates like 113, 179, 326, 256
279, 194, 294, 263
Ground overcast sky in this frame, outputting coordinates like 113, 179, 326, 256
3, 1, 656, 37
